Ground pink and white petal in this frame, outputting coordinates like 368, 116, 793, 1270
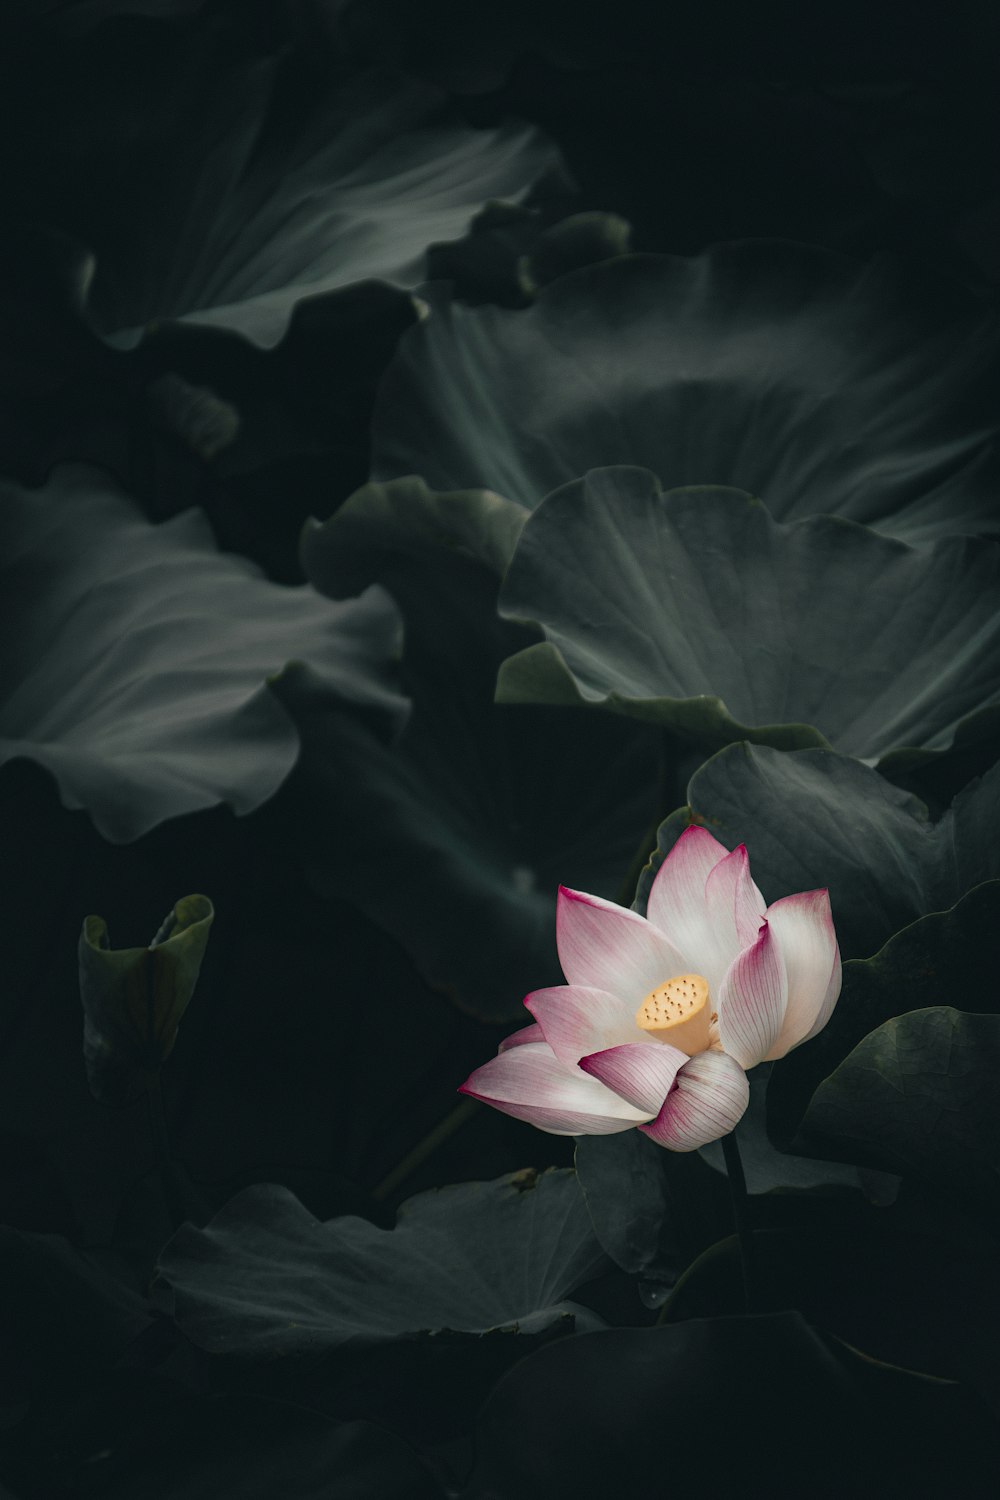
801, 944, 842, 1048
499, 1022, 546, 1052
526, 985, 647, 1065
645, 826, 743, 990
459, 1042, 651, 1135
639, 1050, 750, 1152
556, 886, 684, 1004
763, 890, 842, 1059
705, 843, 767, 949
717, 922, 788, 1070
579, 1041, 688, 1114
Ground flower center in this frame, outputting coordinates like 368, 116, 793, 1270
636, 973, 713, 1056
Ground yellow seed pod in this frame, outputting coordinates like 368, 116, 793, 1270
636, 973, 712, 1056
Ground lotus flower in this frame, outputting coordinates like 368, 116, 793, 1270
460, 828, 841, 1150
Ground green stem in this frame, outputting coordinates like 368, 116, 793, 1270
721, 1130, 757, 1313
373, 1097, 480, 1202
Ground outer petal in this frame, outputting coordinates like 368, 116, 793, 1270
498, 1022, 545, 1051
645, 826, 745, 990
704, 843, 767, 949
639, 1050, 750, 1152
579, 1041, 688, 1114
556, 887, 684, 1004
763, 890, 842, 1059
526, 985, 647, 1066
717, 922, 788, 1069
459, 1042, 651, 1135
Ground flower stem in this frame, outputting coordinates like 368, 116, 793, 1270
721, 1130, 758, 1313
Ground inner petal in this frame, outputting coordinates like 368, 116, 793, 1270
635, 972, 715, 1056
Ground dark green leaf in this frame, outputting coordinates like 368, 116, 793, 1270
372, 244, 999, 541
0, 465, 406, 841
768, 882, 1000, 1150
54, 44, 560, 344
801, 1007, 1000, 1222
497, 469, 1000, 760
156, 1169, 608, 1355
634, 744, 1000, 958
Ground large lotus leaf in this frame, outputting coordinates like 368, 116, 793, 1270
84, 51, 559, 345
155, 1169, 608, 1354
0, 466, 406, 841
496, 469, 1000, 760
371, 244, 1000, 542
464, 1312, 997, 1498
800, 1008, 1000, 1223
767, 881, 1000, 1153
634, 745, 1000, 960
6, 9, 560, 344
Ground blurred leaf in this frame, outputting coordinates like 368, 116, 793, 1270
155, 1169, 608, 1354
423, 183, 627, 308
521, 209, 632, 290
800, 1007, 1000, 1223
295, 495, 658, 1021
462, 1312, 997, 1498
634, 744, 1000, 958
301, 476, 528, 589
497, 469, 1000, 760
78, 894, 213, 1104
0, 465, 406, 841
372, 244, 1000, 542
768, 882, 1000, 1153
0, 229, 420, 569
3, 12, 561, 346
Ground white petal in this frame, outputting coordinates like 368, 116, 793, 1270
526, 985, 646, 1065
459, 1041, 650, 1135
579, 1041, 688, 1113
645, 826, 744, 991
764, 890, 842, 1058
556, 886, 684, 1004
640, 1050, 750, 1151
498, 1022, 545, 1051
717, 922, 788, 1069
704, 842, 767, 948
